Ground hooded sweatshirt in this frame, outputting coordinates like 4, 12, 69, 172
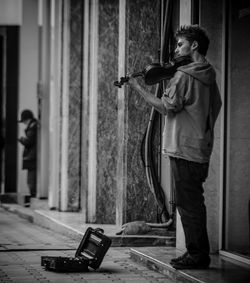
161, 61, 222, 163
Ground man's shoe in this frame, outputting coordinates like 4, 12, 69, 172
170, 254, 210, 270
170, 251, 188, 264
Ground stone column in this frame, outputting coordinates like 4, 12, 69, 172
67, 0, 84, 211
116, 0, 161, 225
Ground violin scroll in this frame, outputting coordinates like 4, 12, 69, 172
114, 71, 144, 88
114, 76, 129, 88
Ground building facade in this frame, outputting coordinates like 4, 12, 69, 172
0, 0, 250, 266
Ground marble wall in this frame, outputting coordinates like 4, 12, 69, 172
64, 0, 185, 227
67, 0, 83, 210
93, 0, 162, 224
124, 0, 161, 223
96, 0, 119, 223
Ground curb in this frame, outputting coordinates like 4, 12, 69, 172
130, 248, 204, 283
1, 203, 176, 247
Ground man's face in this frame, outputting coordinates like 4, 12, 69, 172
175, 37, 193, 58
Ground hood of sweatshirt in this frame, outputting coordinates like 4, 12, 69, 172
177, 61, 216, 85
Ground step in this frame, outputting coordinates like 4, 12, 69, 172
130, 247, 250, 283
1, 203, 176, 248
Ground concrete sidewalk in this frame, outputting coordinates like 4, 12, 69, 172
0, 207, 175, 283
1, 202, 176, 247
1, 202, 250, 283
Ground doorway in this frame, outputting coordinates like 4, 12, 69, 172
0, 26, 19, 199
223, 0, 250, 261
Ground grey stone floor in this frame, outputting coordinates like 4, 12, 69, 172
0, 207, 174, 283
1, 203, 250, 283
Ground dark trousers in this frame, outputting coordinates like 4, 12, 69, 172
27, 169, 37, 197
170, 157, 210, 261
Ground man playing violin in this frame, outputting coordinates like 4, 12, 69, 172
127, 25, 222, 269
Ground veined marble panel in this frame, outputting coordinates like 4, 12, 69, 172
67, 0, 83, 210
125, 0, 161, 223
96, 0, 119, 223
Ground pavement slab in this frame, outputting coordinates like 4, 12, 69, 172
1, 203, 176, 247
0, 208, 175, 283
3, 204, 250, 283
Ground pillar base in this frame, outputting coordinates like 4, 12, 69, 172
0, 193, 19, 204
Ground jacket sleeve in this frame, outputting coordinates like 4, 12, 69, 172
21, 122, 37, 147
161, 71, 188, 114
211, 82, 222, 126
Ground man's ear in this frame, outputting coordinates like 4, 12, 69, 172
191, 40, 199, 51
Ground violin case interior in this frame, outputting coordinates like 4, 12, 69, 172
41, 227, 112, 272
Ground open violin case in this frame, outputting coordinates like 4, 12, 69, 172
41, 227, 112, 272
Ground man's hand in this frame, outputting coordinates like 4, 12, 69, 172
126, 76, 145, 95
126, 74, 166, 115
18, 137, 25, 144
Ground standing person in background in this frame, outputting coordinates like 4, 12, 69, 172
18, 109, 38, 199
127, 25, 222, 269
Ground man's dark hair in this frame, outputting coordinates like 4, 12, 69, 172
175, 25, 210, 56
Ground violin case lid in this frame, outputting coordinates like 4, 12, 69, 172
41, 227, 112, 272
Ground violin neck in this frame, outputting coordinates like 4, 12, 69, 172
131, 71, 144, 78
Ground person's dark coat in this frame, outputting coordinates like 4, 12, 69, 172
18, 119, 37, 170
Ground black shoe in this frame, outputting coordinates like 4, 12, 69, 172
24, 202, 30, 207
170, 251, 188, 264
170, 254, 210, 270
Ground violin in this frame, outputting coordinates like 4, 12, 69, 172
114, 55, 193, 88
